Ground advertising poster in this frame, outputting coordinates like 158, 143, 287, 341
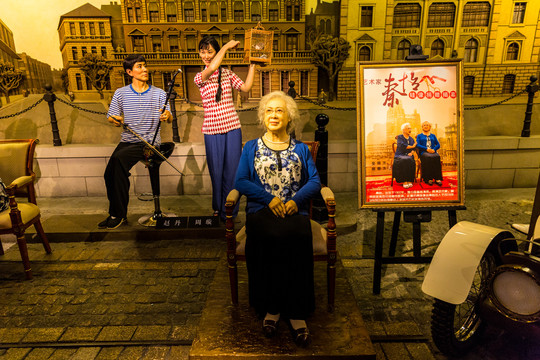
356, 60, 464, 209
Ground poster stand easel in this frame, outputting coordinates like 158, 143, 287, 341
372, 205, 465, 294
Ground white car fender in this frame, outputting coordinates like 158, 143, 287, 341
422, 221, 513, 305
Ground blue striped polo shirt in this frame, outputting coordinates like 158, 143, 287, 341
107, 84, 170, 144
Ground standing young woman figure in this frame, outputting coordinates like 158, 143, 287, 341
195, 36, 256, 220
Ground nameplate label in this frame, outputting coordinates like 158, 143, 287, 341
156, 216, 219, 228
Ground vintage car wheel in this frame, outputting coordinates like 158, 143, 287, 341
430, 249, 497, 357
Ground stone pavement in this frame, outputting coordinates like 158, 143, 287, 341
0, 189, 539, 359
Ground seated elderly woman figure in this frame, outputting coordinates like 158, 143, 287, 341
416, 121, 443, 186
394, 123, 417, 189
234, 91, 321, 347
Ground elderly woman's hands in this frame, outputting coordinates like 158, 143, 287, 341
285, 200, 298, 215
269, 198, 298, 217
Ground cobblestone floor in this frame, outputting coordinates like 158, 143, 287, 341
0, 190, 539, 359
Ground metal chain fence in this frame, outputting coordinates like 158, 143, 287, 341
463, 88, 528, 110
0, 98, 44, 119
55, 96, 108, 115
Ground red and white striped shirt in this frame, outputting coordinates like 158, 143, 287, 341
194, 68, 244, 135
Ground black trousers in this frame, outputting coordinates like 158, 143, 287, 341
104, 142, 146, 218
245, 208, 315, 319
420, 152, 443, 182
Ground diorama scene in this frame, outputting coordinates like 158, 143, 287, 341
0, 0, 539, 359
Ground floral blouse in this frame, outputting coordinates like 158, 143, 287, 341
254, 138, 302, 203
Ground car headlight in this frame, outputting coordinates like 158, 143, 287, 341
489, 265, 540, 322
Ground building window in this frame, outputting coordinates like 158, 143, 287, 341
135, 5, 142, 22
201, 2, 207, 22
86, 76, 92, 90
286, 34, 298, 50
166, 1, 177, 22
286, 5, 292, 21
358, 45, 371, 61
82, 46, 87, 56
76, 74, 83, 90
91, 46, 97, 54
184, 2, 194, 22
234, 1, 244, 21
72, 47, 78, 61
210, 2, 219, 22
300, 71, 308, 96
221, 1, 227, 20
430, 39, 445, 57
393, 3, 421, 28
132, 36, 145, 52
127, 7, 134, 22
152, 35, 162, 51
281, 71, 289, 91
234, 34, 244, 50
261, 72, 270, 96
169, 35, 179, 51
148, 2, 160, 22
464, 38, 478, 62
101, 46, 107, 57
69, 22, 76, 35
462, 2, 490, 27
512, 2, 526, 24
251, 1, 261, 22
99, 22, 105, 35
428, 2, 455, 28
326, 19, 332, 34
273, 36, 279, 51
89, 23, 96, 35
294, 5, 300, 21
269, 1, 279, 21
79, 23, 86, 35
163, 72, 172, 87
397, 39, 411, 60
502, 74, 516, 94
506, 42, 519, 60
464, 76, 475, 95
319, 20, 326, 33
360, 6, 373, 27
186, 35, 196, 51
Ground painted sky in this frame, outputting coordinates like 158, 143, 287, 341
3, 0, 325, 70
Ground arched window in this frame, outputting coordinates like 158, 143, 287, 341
430, 39, 444, 57
326, 19, 332, 34
184, 1, 194, 22
148, 1, 159, 22
506, 42, 519, 60
397, 39, 411, 60
358, 46, 371, 61
393, 3, 421, 28
251, 1, 261, 21
464, 38, 478, 62
428, 2, 455, 28
319, 20, 325, 33
464, 76, 475, 95
221, 1, 227, 20
268, 1, 279, 21
502, 74, 516, 94
210, 2, 219, 22
234, 1, 244, 21
166, 1, 177, 22
462, 2, 490, 27
200, 2, 207, 22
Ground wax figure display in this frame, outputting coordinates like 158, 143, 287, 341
234, 91, 321, 347
394, 123, 417, 189
195, 36, 256, 220
416, 121, 443, 186
99, 55, 171, 229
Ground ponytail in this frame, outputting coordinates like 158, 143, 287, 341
215, 67, 222, 103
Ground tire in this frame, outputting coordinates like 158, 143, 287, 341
430, 249, 497, 357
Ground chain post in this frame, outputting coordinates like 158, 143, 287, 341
312, 113, 330, 222
43, 84, 62, 146
522, 75, 539, 137
170, 89, 181, 143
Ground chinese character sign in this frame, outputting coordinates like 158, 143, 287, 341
356, 61, 464, 209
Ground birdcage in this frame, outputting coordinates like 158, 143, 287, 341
244, 22, 273, 64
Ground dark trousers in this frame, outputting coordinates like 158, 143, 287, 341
104, 142, 146, 218
420, 152, 443, 182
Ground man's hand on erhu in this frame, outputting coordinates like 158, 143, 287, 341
108, 115, 124, 127
160, 110, 172, 123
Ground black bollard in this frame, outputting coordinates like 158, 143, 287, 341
43, 84, 62, 146
312, 113, 329, 222
287, 80, 297, 99
521, 75, 539, 138
170, 89, 181, 143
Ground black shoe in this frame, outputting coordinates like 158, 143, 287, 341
98, 216, 126, 229
262, 319, 279, 338
435, 180, 443, 186
427, 180, 433, 185
291, 327, 311, 347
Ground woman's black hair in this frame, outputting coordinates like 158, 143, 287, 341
199, 36, 222, 102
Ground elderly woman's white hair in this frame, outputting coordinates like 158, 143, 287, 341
401, 122, 411, 131
257, 91, 299, 134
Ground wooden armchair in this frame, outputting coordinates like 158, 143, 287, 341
224, 141, 338, 311
0, 139, 52, 279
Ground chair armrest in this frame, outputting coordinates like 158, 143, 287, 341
225, 189, 240, 207
9, 175, 34, 190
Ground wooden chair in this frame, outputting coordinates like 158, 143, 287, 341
224, 141, 338, 311
0, 139, 52, 279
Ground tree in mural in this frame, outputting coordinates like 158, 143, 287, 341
309, 33, 351, 102
79, 53, 112, 99
0, 61, 24, 104
60, 68, 70, 95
